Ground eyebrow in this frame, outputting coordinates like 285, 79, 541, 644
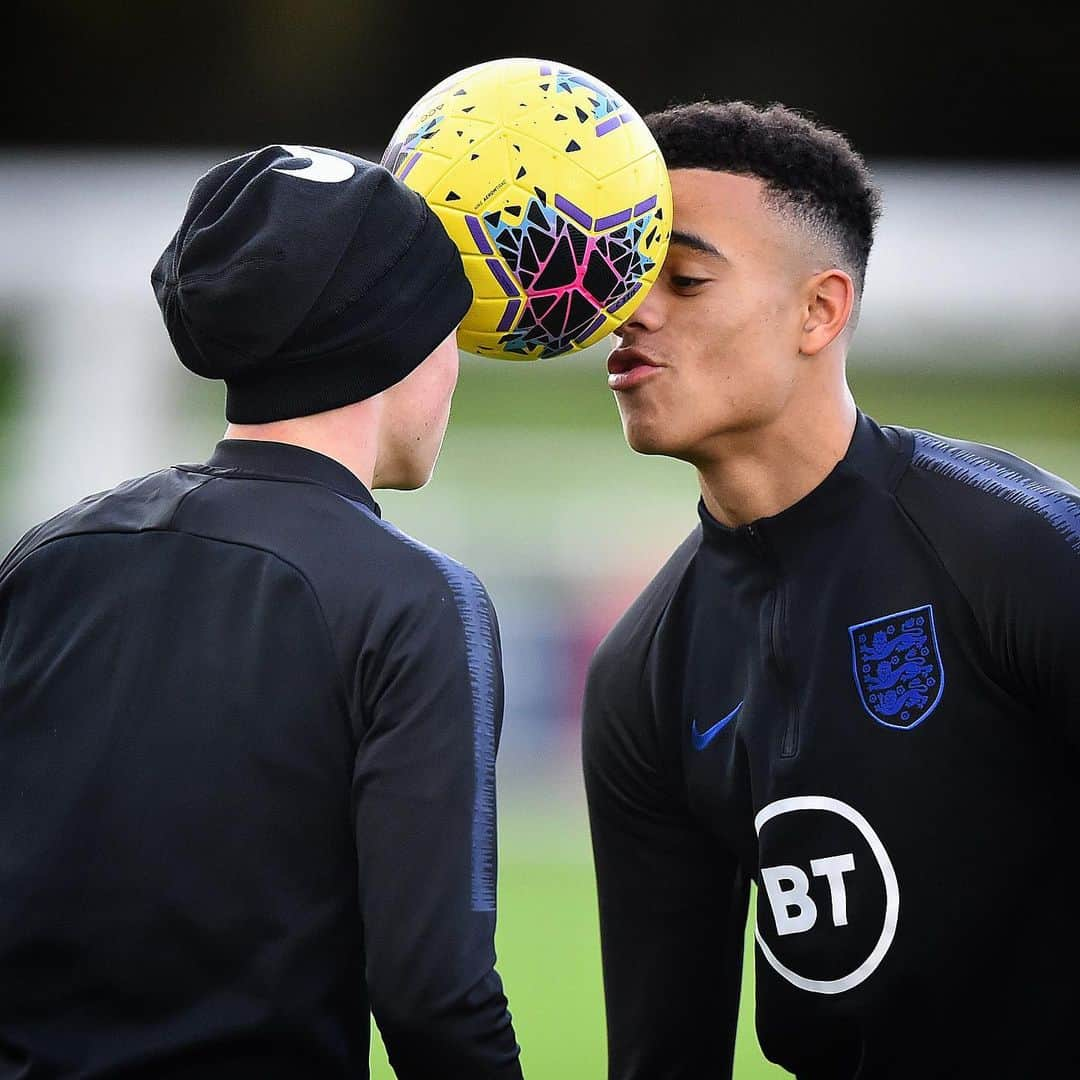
668, 229, 728, 261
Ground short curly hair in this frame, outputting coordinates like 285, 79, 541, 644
645, 101, 882, 296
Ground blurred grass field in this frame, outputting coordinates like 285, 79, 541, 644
371, 801, 781, 1079
1, 342, 1077, 1078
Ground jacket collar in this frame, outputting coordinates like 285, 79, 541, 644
697, 411, 911, 559
204, 439, 380, 515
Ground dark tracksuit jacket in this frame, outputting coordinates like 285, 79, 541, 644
0, 440, 522, 1078
583, 412, 1080, 1079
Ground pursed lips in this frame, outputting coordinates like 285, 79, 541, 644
606, 347, 665, 391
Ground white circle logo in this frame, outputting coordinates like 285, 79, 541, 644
754, 795, 899, 995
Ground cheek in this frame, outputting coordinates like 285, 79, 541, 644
710, 287, 801, 366
684, 285, 757, 349
436, 350, 459, 408
680, 309, 797, 411
418, 361, 456, 428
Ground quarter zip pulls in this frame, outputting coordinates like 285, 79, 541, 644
694, 416, 909, 764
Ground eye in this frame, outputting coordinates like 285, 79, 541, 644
670, 275, 709, 290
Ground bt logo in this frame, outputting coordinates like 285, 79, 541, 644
755, 796, 900, 995
762, 852, 856, 936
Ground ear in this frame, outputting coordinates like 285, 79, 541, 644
800, 268, 855, 356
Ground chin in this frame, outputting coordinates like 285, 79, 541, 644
385, 470, 433, 492
622, 416, 685, 458
373, 456, 437, 492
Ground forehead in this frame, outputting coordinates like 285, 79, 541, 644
667, 168, 781, 253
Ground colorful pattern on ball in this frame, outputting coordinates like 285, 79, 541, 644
384, 115, 443, 181
546, 63, 624, 134
381, 57, 672, 360
463, 193, 659, 356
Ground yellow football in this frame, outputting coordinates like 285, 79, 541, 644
382, 57, 671, 360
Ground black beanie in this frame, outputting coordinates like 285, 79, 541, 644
151, 145, 472, 423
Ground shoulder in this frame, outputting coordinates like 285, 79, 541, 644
896, 429, 1080, 709
897, 427, 1080, 563
894, 428, 1080, 674
173, 472, 499, 713
346, 503, 490, 604
587, 526, 702, 701
327, 501, 493, 648
169, 468, 487, 619
0, 467, 488, 636
0, 468, 182, 583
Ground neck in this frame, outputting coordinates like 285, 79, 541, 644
224, 398, 380, 489
697, 376, 858, 529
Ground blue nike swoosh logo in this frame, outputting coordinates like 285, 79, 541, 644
690, 701, 743, 750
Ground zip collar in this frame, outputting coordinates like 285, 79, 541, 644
698, 411, 910, 558
193, 439, 381, 515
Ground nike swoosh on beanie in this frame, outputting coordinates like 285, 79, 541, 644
151, 144, 472, 423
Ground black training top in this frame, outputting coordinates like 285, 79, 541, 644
583, 412, 1080, 1080
0, 440, 521, 1079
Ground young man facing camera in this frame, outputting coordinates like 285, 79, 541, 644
0, 147, 522, 1078
584, 103, 1080, 1079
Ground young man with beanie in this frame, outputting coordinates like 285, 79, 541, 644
0, 145, 522, 1078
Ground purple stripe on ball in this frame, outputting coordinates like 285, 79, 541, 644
595, 208, 632, 230
595, 115, 621, 137
486, 258, 518, 297
554, 194, 592, 229
466, 215, 494, 255
399, 152, 422, 180
574, 312, 607, 343
609, 281, 641, 312
633, 194, 658, 215
496, 298, 522, 332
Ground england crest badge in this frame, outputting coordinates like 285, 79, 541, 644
848, 604, 944, 729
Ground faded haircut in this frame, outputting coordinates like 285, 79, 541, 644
646, 101, 882, 299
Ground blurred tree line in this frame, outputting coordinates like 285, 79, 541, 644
6, 1, 1078, 160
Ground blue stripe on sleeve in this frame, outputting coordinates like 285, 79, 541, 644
340, 497, 498, 913
912, 432, 1080, 555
